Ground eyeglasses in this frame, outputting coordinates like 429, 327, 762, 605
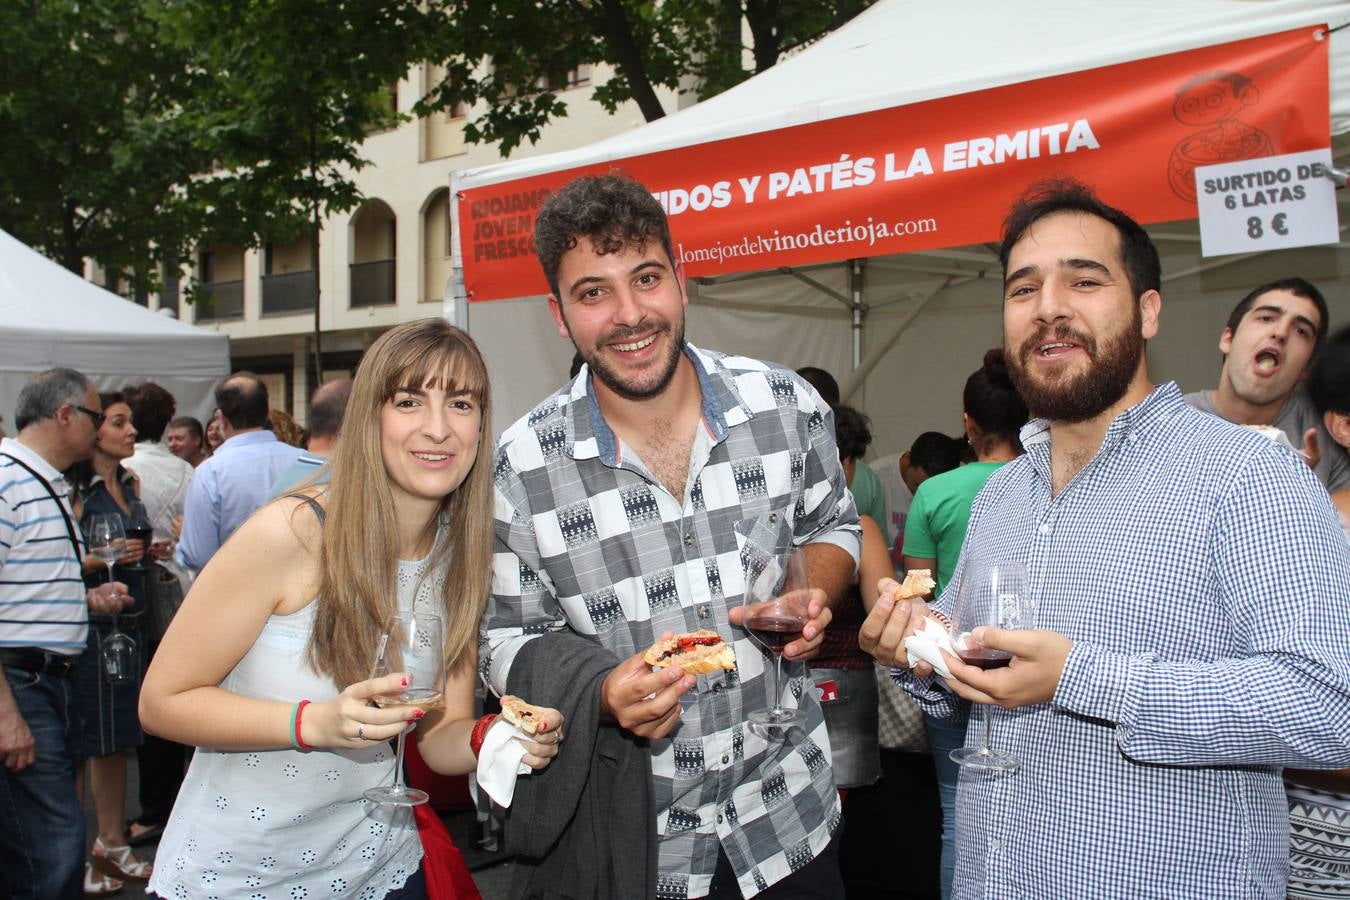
73, 406, 106, 429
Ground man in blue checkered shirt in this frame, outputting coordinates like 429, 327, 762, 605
862, 179, 1350, 899
482, 174, 862, 898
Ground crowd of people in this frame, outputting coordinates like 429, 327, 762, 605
0, 172, 1346, 900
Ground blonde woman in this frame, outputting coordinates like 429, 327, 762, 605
140, 319, 563, 899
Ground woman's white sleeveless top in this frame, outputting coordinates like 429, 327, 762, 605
148, 555, 445, 900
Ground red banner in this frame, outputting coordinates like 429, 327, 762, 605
459, 28, 1329, 302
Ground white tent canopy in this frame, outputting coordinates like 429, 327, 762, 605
0, 228, 230, 426
452, 0, 1350, 454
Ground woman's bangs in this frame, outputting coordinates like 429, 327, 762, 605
383, 340, 486, 403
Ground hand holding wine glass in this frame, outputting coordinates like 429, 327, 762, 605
363, 611, 446, 806
945, 559, 1035, 772
741, 547, 812, 732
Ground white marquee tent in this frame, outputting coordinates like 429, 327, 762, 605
450, 0, 1350, 455
0, 228, 230, 427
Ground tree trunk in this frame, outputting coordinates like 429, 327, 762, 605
309, 122, 324, 391
746, 0, 782, 73
596, 0, 667, 122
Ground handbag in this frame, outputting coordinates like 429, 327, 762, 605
874, 662, 929, 753
144, 561, 187, 643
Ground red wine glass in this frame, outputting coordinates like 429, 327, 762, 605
742, 547, 811, 732
948, 559, 1033, 772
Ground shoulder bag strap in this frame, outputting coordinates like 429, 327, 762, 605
0, 453, 84, 560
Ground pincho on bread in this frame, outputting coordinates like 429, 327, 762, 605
644, 629, 737, 675
499, 695, 549, 735
896, 569, 936, 599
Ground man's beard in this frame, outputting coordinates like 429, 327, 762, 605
577, 317, 686, 402
1007, 311, 1144, 423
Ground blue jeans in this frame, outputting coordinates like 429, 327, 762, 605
0, 665, 85, 900
926, 711, 967, 900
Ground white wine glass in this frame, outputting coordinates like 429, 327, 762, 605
87, 514, 135, 684
948, 559, 1034, 772
363, 611, 446, 806
742, 547, 811, 733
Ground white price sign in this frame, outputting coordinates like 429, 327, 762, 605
1195, 149, 1339, 257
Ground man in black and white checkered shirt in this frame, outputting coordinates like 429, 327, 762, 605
482, 174, 861, 898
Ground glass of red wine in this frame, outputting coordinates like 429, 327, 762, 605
124, 500, 153, 572
743, 547, 812, 732
948, 559, 1033, 772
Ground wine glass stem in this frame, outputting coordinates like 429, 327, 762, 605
106, 562, 118, 631
772, 652, 785, 711
980, 703, 993, 756
391, 728, 409, 793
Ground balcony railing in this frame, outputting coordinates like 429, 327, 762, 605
350, 259, 396, 308
261, 270, 317, 316
193, 280, 244, 321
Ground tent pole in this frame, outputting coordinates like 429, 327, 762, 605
446, 181, 469, 332
851, 259, 864, 373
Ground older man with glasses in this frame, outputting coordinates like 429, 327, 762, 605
0, 368, 131, 899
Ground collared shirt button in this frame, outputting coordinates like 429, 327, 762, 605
1039, 523, 1051, 535
768, 513, 778, 523
716, 813, 724, 824
698, 606, 710, 620
990, 838, 1002, 851
712, 683, 724, 693
683, 533, 694, 547
721, 754, 730, 765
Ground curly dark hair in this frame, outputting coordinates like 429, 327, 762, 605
963, 348, 1028, 452
122, 381, 176, 442
1000, 178, 1160, 302
831, 403, 873, 461
533, 173, 677, 297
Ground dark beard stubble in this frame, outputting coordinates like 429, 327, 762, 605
1007, 308, 1144, 424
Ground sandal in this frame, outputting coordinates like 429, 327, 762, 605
83, 862, 123, 897
91, 837, 153, 881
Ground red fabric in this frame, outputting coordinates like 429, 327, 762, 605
414, 803, 481, 900
404, 738, 473, 811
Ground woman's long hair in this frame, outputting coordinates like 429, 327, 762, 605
306, 319, 494, 687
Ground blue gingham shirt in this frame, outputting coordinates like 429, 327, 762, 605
902, 382, 1350, 900
484, 345, 861, 898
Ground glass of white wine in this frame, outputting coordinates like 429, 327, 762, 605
86, 513, 135, 684
362, 610, 446, 806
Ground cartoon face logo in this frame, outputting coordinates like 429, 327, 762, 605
1168, 70, 1273, 203
1173, 73, 1259, 127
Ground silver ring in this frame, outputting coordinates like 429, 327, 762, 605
357, 724, 366, 741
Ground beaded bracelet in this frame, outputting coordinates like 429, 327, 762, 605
469, 713, 497, 758
291, 699, 314, 751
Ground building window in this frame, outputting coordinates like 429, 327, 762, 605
351, 200, 397, 308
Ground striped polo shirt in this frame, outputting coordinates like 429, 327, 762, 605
0, 437, 87, 654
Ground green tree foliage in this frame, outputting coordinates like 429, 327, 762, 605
418, 0, 875, 155
163, 0, 442, 250
0, 0, 204, 290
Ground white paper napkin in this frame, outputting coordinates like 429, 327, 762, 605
475, 718, 532, 808
903, 617, 969, 680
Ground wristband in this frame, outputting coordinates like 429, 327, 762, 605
469, 713, 497, 758
292, 699, 314, 751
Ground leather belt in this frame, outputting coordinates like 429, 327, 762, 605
0, 647, 80, 678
